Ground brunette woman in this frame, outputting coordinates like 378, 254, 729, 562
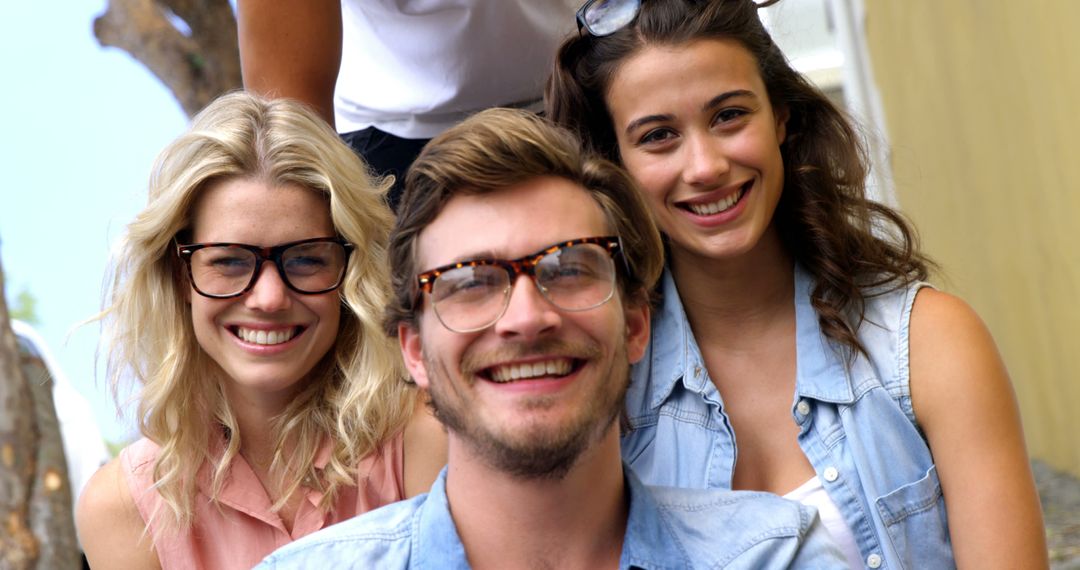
548, 1, 1047, 567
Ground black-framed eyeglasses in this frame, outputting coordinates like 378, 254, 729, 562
576, 0, 641, 37
177, 237, 354, 299
416, 236, 623, 333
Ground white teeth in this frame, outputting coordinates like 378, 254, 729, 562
237, 327, 296, 345
687, 188, 745, 216
489, 359, 573, 383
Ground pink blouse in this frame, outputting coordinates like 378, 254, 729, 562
120, 432, 405, 569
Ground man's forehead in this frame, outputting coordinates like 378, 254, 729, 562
415, 177, 610, 270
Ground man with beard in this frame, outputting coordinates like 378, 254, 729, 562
258, 109, 843, 569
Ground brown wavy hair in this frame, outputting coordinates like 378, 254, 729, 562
383, 107, 664, 336
546, 0, 932, 356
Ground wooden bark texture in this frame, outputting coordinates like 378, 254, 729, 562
0, 257, 39, 570
0, 253, 80, 569
21, 353, 78, 568
93, 0, 241, 117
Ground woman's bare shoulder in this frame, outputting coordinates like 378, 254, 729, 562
908, 288, 1048, 566
77, 456, 161, 569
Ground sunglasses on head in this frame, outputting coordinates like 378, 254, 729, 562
576, 0, 776, 37
575, 0, 642, 37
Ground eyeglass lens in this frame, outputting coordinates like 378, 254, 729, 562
582, 0, 640, 36
188, 241, 347, 296
430, 242, 616, 332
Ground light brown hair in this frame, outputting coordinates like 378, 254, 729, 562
384, 108, 664, 335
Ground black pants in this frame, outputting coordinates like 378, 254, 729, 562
341, 127, 431, 213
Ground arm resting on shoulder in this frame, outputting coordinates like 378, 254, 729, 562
76, 458, 161, 570
236, 0, 342, 126
910, 288, 1048, 568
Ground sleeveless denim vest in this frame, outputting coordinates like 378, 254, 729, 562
622, 265, 955, 569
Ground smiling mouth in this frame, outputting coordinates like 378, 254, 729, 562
482, 358, 580, 384
682, 182, 750, 216
230, 326, 305, 346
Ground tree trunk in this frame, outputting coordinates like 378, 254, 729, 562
0, 257, 37, 570
93, 0, 241, 118
21, 338, 79, 568
0, 253, 78, 569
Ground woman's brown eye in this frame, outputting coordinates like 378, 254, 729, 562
639, 128, 675, 145
715, 108, 748, 124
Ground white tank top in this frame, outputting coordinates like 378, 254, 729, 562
784, 476, 864, 569
336, 0, 578, 138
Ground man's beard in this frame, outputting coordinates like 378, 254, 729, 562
422, 337, 629, 480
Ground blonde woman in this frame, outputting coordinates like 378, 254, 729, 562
77, 92, 446, 569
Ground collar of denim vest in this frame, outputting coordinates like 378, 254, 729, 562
644, 268, 705, 409
413, 466, 684, 568
644, 264, 856, 409
792, 263, 857, 404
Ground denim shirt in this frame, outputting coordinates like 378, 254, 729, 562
622, 266, 954, 570
257, 466, 844, 569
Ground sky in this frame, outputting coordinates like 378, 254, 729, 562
1, 0, 188, 442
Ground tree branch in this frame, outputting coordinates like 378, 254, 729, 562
93, 0, 240, 118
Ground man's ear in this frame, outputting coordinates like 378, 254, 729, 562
399, 322, 430, 389
623, 295, 651, 365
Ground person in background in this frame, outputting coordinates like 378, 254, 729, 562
237, 0, 579, 209
76, 92, 446, 570
258, 108, 844, 569
547, 0, 1048, 567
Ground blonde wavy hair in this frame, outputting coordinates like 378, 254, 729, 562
99, 92, 415, 530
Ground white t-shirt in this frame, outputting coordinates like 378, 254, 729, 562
785, 476, 864, 569
336, 0, 578, 138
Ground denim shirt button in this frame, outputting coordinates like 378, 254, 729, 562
795, 400, 811, 416
823, 466, 839, 482
693, 366, 702, 378
866, 553, 883, 568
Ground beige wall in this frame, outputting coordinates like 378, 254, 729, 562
864, 2, 1080, 475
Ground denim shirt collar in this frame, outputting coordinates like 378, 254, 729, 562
792, 263, 856, 404
414, 469, 471, 568
641, 264, 855, 408
642, 268, 709, 409
618, 468, 688, 569
414, 467, 685, 569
